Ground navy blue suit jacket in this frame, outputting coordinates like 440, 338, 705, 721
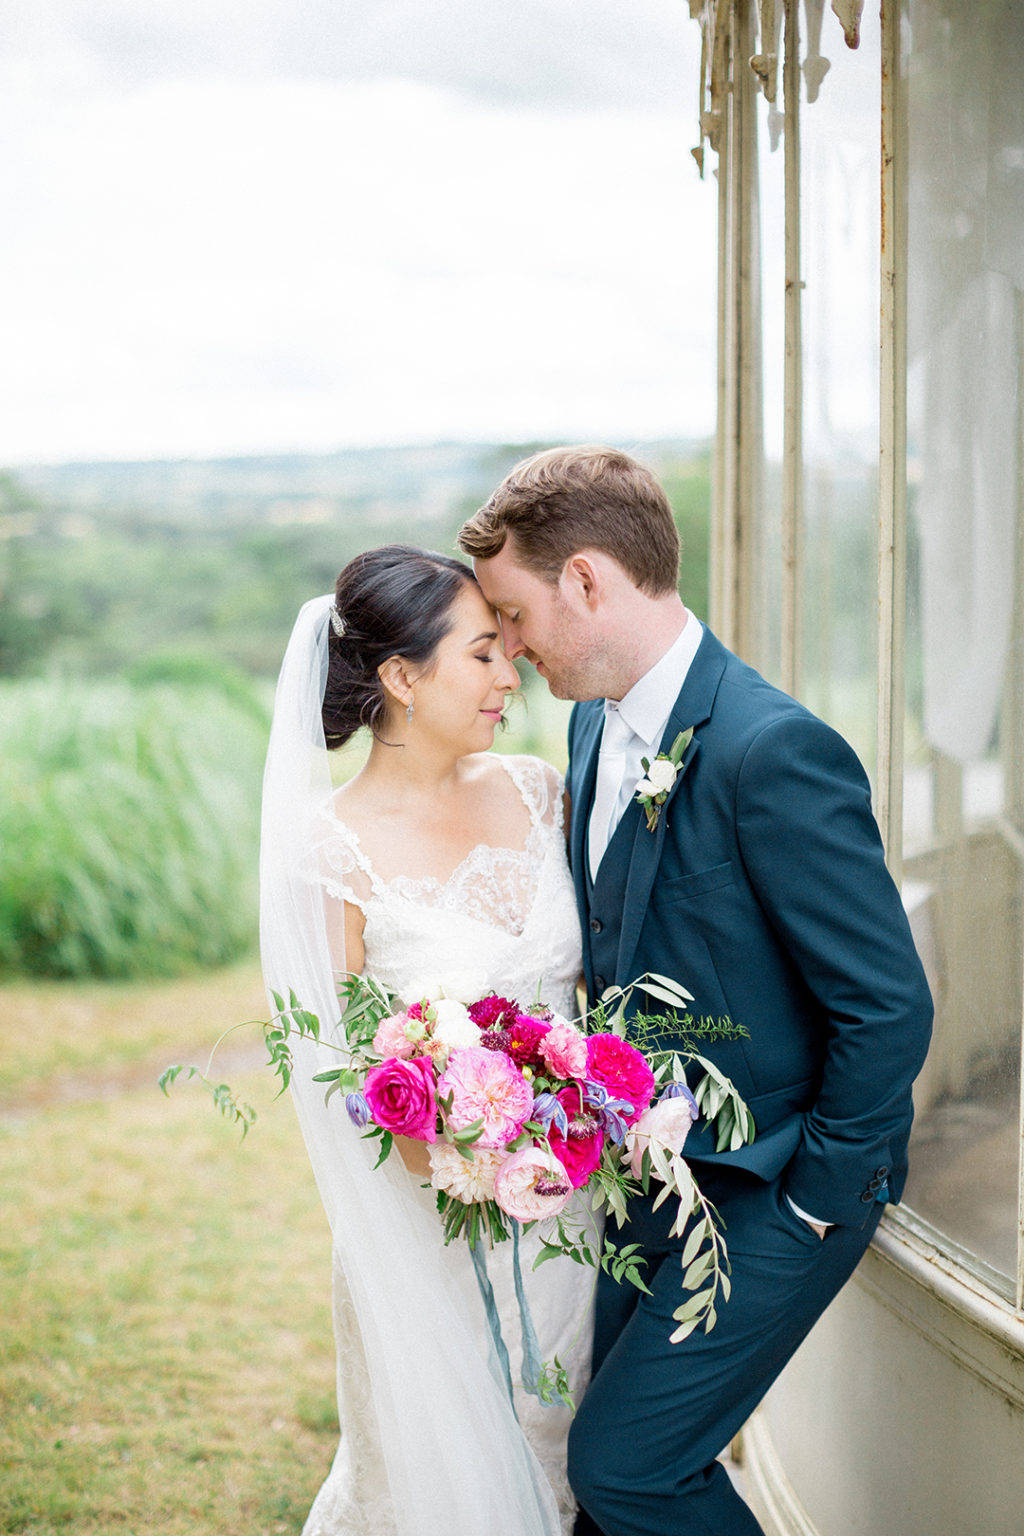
566, 626, 933, 1229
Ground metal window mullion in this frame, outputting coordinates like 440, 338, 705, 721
716, 0, 762, 661
877, 0, 906, 880
1016, 288, 1024, 1314
780, 0, 803, 698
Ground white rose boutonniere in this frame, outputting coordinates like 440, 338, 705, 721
635, 728, 694, 831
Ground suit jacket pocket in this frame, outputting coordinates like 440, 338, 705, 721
658, 861, 735, 904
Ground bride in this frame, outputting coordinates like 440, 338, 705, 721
259, 544, 591, 1536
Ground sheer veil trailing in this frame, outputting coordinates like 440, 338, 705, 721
258, 595, 563, 1536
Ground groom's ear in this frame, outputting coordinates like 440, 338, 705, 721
562, 551, 607, 610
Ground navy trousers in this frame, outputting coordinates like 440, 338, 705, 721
569, 1167, 883, 1536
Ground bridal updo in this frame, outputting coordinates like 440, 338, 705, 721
321, 544, 478, 749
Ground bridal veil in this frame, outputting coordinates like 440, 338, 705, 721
258, 594, 563, 1536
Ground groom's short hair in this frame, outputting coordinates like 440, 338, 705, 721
457, 445, 680, 595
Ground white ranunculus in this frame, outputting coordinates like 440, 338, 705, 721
643, 758, 678, 795
437, 970, 489, 1004
429, 998, 480, 1054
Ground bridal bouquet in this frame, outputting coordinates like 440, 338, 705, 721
185, 972, 754, 1358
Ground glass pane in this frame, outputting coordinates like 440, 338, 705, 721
900, 0, 1024, 1283
797, 12, 881, 774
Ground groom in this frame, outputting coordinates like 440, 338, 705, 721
459, 445, 933, 1536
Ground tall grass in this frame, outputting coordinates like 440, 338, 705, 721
0, 675, 268, 979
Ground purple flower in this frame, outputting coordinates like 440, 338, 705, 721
345, 1091, 372, 1128
531, 1091, 570, 1138
659, 1081, 699, 1120
581, 1080, 635, 1144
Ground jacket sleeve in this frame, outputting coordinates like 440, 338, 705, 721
734, 712, 933, 1226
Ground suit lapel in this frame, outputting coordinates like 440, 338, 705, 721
614, 628, 729, 984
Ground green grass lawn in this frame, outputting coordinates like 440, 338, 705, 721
0, 962, 339, 1535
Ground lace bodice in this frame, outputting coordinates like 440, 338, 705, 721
312, 754, 583, 1020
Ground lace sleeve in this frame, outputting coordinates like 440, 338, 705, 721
307, 808, 376, 913
498, 754, 566, 830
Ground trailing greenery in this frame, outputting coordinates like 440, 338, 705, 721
0, 672, 268, 979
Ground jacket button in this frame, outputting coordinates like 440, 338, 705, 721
594, 975, 607, 993
875, 1165, 889, 1178
860, 1190, 875, 1203
590, 918, 603, 934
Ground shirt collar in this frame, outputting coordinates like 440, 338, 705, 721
605, 612, 704, 750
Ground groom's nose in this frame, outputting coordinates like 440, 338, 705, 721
499, 614, 526, 659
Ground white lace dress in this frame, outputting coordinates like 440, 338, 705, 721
304, 754, 590, 1535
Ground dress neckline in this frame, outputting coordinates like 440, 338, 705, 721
323, 754, 547, 899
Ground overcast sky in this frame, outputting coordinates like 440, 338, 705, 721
0, 1, 718, 465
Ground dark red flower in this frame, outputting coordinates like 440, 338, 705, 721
504, 1014, 552, 1069
468, 995, 519, 1029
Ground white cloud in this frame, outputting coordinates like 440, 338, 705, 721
0, 7, 717, 463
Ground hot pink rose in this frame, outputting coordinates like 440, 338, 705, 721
585, 1034, 656, 1125
437, 1046, 534, 1149
540, 1020, 589, 1080
363, 1055, 437, 1142
372, 1011, 417, 1059
494, 1147, 573, 1222
547, 1082, 604, 1188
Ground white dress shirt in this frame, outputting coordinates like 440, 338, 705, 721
588, 613, 703, 881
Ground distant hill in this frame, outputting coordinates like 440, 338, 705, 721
12, 438, 709, 531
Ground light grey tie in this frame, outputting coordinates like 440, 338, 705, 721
588, 706, 634, 881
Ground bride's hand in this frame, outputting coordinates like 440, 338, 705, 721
395, 1135, 432, 1179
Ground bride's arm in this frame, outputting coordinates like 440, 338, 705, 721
325, 891, 432, 1180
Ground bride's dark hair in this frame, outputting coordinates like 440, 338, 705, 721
321, 544, 478, 749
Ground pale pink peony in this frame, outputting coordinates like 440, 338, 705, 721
428, 1142, 506, 1204
437, 1046, 533, 1149
494, 1147, 573, 1222
372, 1011, 417, 1060
540, 1020, 589, 1080
626, 1096, 696, 1179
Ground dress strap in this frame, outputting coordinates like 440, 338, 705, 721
495, 754, 561, 830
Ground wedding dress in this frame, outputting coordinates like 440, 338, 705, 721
259, 595, 591, 1536
302, 754, 590, 1536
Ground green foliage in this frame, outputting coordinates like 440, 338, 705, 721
0, 675, 267, 979
663, 450, 712, 619
0, 444, 712, 683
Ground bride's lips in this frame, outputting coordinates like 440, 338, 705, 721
480, 708, 504, 722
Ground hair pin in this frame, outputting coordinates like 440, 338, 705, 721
329, 605, 346, 637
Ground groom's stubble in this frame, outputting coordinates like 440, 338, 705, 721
474, 549, 621, 703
